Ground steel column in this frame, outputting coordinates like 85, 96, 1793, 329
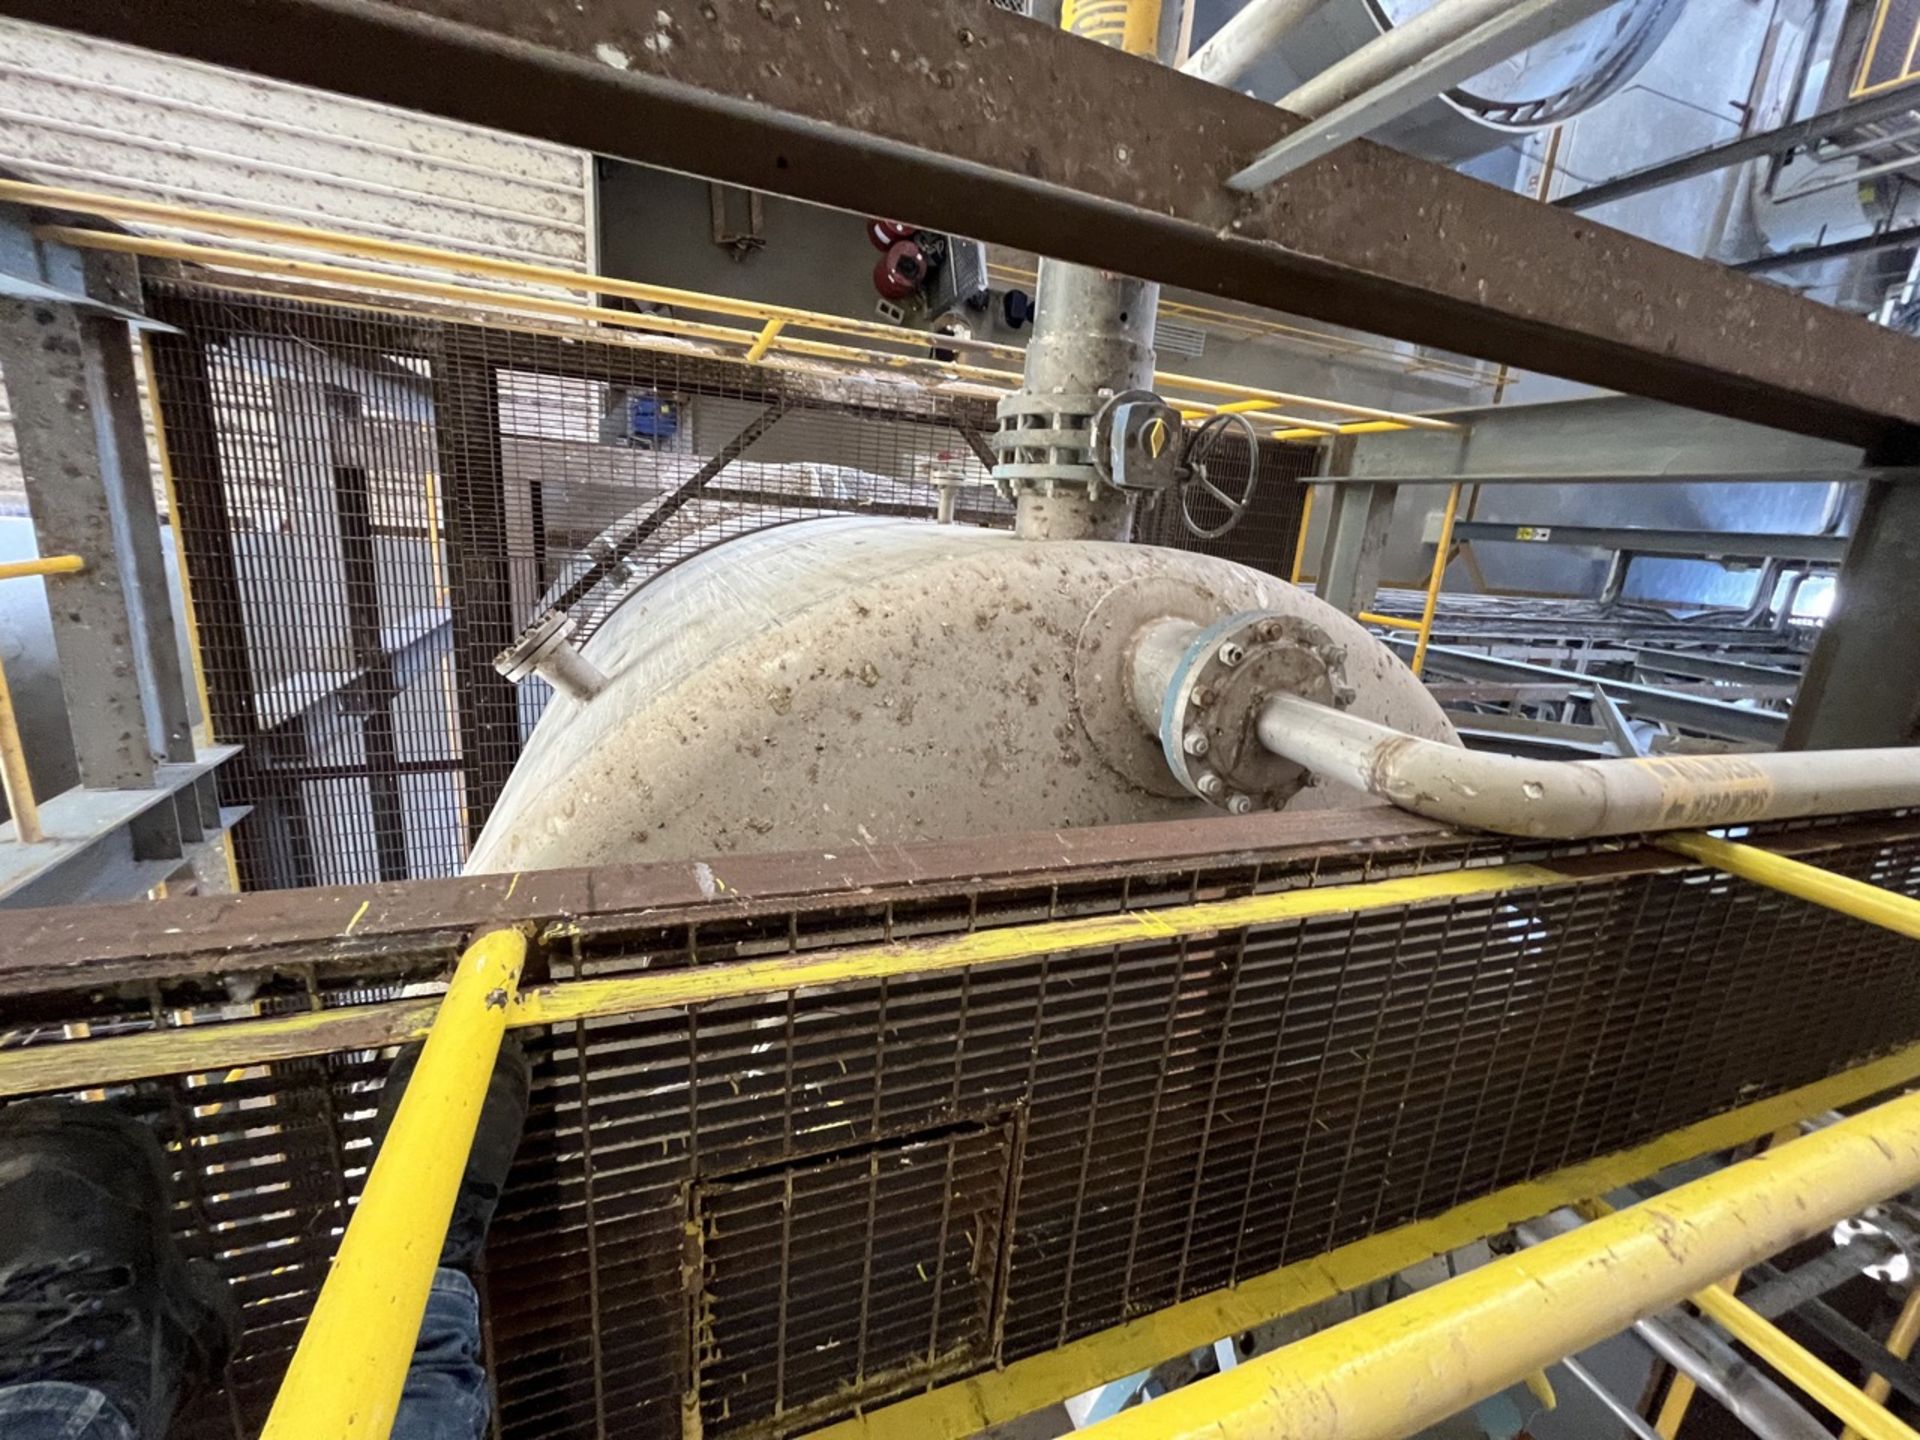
1316, 482, 1397, 615
429, 343, 521, 847
0, 291, 188, 788
1785, 453, 1920, 750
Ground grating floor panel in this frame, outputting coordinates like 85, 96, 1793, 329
3, 817, 1918, 1438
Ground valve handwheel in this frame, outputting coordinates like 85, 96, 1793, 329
1179, 412, 1261, 539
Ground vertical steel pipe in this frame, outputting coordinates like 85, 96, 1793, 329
0, 658, 43, 844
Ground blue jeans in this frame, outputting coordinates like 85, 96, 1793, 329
0, 1268, 489, 1440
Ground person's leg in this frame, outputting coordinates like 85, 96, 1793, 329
377, 1035, 530, 1440
0, 1101, 239, 1440
0, 1381, 137, 1439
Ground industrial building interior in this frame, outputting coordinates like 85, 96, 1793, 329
6, 0, 1920, 1437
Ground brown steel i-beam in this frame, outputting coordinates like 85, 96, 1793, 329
5, 0, 1920, 448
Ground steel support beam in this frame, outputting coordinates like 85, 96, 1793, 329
1229, 0, 1615, 188
1397, 640, 1790, 745
1316, 482, 1397, 615
9, 0, 1920, 447
1449, 521, 1848, 564
1556, 85, 1920, 213
0, 283, 192, 788
1736, 224, 1920, 274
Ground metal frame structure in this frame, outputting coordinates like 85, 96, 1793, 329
5, 0, 1920, 447
1, 5, 1919, 1437
7, 808, 1920, 1439
0, 211, 244, 903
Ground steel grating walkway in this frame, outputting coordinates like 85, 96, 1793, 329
2, 809, 1918, 1438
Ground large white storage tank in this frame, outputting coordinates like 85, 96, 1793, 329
467, 517, 1457, 873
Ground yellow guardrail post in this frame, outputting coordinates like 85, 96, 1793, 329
260, 927, 527, 1440
1657, 831, 1920, 941
1289, 486, 1314, 586
1845, 1288, 1920, 1440
0, 553, 83, 845
1410, 481, 1462, 677
0, 656, 42, 844
746, 317, 787, 362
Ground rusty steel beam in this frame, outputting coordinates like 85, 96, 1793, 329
5, 0, 1920, 447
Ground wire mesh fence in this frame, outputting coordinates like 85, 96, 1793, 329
143, 283, 1315, 891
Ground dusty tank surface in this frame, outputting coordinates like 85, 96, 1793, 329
466, 516, 1458, 874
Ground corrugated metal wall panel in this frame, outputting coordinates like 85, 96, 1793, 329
0, 17, 594, 508
0, 18, 593, 268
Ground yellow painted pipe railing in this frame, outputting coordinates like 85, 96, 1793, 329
0, 659, 41, 845
0, 554, 83, 581
1658, 830, 1920, 941
1355, 612, 1423, 632
1410, 481, 1462, 677
260, 927, 527, 1440
2, 179, 1456, 440
1846, 1288, 1920, 1440
1077, 1089, 1920, 1440
1580, 1195, 1920, 1440
0, 553, 82, 845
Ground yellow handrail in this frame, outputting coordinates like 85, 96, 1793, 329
0, 554, 83, 581
0, 553, 82, 844
1, 178, 1456, 439
260, 927, 527, 1440
1657, 830, 1920, 941
1355, 612, 1423, 632
1077, 1091, 1920, 1440
1288, 486, 1314, 585
0, 860, 1571, 1100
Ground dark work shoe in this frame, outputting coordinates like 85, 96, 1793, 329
370, 1033, 529, 1273
0, 1099, 241, 1440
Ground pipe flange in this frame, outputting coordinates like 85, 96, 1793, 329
1074, 577, 1232, 798
1160, 611, 1354, 812
496, 608, 578, 684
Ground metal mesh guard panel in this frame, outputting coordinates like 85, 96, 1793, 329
18, 826, 1917, 1440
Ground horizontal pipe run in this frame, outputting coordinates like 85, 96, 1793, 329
1656, 830, 1920, 940
1632, 1310, 1828, 1440
1256, 693, 1920, 839
260, 928, 526, 1440
1078, 1089, 1920, 1440
1522, 1213, 1830, 1440
0, 554, 84, 581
